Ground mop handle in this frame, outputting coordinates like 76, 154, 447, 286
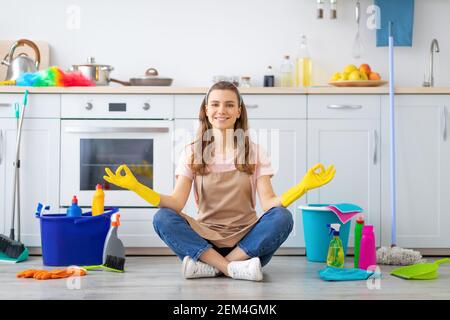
388, 22, 397, 246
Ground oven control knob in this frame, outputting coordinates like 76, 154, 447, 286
143, 102, 151, 111
85, 102, 93, 110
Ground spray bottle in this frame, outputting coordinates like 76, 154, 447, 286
354, 214, 365, 268
326, 223, 345, 268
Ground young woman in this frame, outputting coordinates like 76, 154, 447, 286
104, 81, 335, 281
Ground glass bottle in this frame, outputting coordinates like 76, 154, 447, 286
316, 0, 324, 19
295, 35, 312, 87
240, 76, 251, 88
263, 66, 275, 87
280, 55, 294, 87
330, 0, 337, 19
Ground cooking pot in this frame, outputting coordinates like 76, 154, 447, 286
71, 57, 113, 86
1, 39, 41, 81
110, 68, 173, 86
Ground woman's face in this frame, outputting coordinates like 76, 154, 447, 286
205, 89, 241, 130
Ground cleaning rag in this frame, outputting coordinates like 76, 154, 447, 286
319, 266, 379, 281
375, 0, 414, 47
325, 203, 362, 224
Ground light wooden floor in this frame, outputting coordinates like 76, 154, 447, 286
1, 256, 449, 300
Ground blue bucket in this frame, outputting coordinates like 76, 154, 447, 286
299, 204, 351, 262
36, 207, 119, 266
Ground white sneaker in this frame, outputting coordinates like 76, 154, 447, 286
227, 257, 263, 281
182, 256, 220, 279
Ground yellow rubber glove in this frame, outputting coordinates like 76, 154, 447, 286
281, 163, 336, 207
103, 164, 161, 206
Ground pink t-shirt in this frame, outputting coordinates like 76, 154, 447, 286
175, 143, 275, 208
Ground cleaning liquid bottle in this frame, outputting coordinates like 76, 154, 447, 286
280, 55, 294, 87
66, 195, 82, 217
354, 214, 365, 268
295, 35, 312, 87
326, 223, 345, 268
92, 184, 105, 216
358, 224, 377, 270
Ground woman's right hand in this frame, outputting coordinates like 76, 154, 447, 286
103, 164, 139, 191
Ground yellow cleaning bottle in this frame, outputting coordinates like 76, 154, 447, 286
92, 184, 105, 216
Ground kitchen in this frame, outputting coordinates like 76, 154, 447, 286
0, 0, 449, 305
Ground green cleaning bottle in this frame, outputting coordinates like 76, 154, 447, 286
326, 223, 345, 268
354, 214, 365, 268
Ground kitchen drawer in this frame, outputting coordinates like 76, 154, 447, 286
175, 94, 306, 119
0, 94, 60, 118
61, 94, 174, 119
308, 95, 380, 119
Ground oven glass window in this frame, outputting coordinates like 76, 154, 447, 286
80, 139, 153, 190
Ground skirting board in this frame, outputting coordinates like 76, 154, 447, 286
28, 247, 450, 256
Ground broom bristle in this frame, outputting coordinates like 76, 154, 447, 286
0, 234, 26, 259
104, 255, 125, 272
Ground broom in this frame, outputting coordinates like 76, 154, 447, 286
0, 90, 29, 262
376, 22, 422, 266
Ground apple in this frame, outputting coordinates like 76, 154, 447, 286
359, 64, 371, 77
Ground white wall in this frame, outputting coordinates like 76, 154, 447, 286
1, 0, 448, 87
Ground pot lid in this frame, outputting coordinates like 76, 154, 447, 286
73, 56, 112, 68
130, 68, 172, 80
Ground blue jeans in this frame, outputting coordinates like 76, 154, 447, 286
153, 206, 294, 267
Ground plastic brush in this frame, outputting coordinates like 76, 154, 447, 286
83, 213, 125, 272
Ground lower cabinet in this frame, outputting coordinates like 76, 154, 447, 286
1, 118, 60, 247
307, 119, 381, 247
381, 95, 450, 248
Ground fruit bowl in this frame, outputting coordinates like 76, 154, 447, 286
328, 80, 387, 87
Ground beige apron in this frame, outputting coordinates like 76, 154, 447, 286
179, 170, 259, 248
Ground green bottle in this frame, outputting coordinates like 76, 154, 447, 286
326, 224, 345, 268
354, 215, 365, 268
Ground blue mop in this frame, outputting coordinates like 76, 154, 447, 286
376, 23, 422, 266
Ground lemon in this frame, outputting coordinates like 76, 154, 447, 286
344, 64, 358, 74
341, 72, 349, 81
330, 72, 341, 81
348, 70, 361, 81
360, 72, 368, 80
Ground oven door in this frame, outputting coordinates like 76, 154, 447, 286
60, 119, 174, 207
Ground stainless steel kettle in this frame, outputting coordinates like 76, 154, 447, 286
1, 39, 41, 81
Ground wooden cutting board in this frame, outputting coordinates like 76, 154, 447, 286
0, 40, 50, 81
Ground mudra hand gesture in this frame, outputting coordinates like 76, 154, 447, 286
103, 164, 160, 206
281, 163, 336, 207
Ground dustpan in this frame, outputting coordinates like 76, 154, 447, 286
390, 258, 450, 280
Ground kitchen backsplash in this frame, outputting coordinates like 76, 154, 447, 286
2, 0, 448, 87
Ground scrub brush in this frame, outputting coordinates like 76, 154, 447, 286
83, 213, 125, 272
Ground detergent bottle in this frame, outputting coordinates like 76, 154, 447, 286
358, 225, 377, 270
92, 184, 105, 216
326, 223, 345, 268
66, 195, 82, 217
354, 214, 365, 268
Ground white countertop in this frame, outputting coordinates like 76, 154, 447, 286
1, 86, 450, 94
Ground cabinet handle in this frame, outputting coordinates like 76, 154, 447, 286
0, 103, 12, 108
442, 106, 447, 141
326, 104, 362, 110
65, 126, 169, 133
372, 130, 377, 165
0, 131, 3, 164
246, 104, 259, 109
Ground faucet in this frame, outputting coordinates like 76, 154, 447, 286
424, 39, 440, 87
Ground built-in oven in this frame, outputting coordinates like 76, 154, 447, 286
60, 94, 174, 208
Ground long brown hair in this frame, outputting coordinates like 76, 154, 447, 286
189, 81, 256, 175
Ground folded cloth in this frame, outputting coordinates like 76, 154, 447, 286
375, 0, 414, 47
325, 203, 363, 224
319, 267, 379, 281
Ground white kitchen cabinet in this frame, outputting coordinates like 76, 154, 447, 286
0, 119, 16, 235
1, 118, 60, 247
307, 119, 381, 247
380, 95, 450, 248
